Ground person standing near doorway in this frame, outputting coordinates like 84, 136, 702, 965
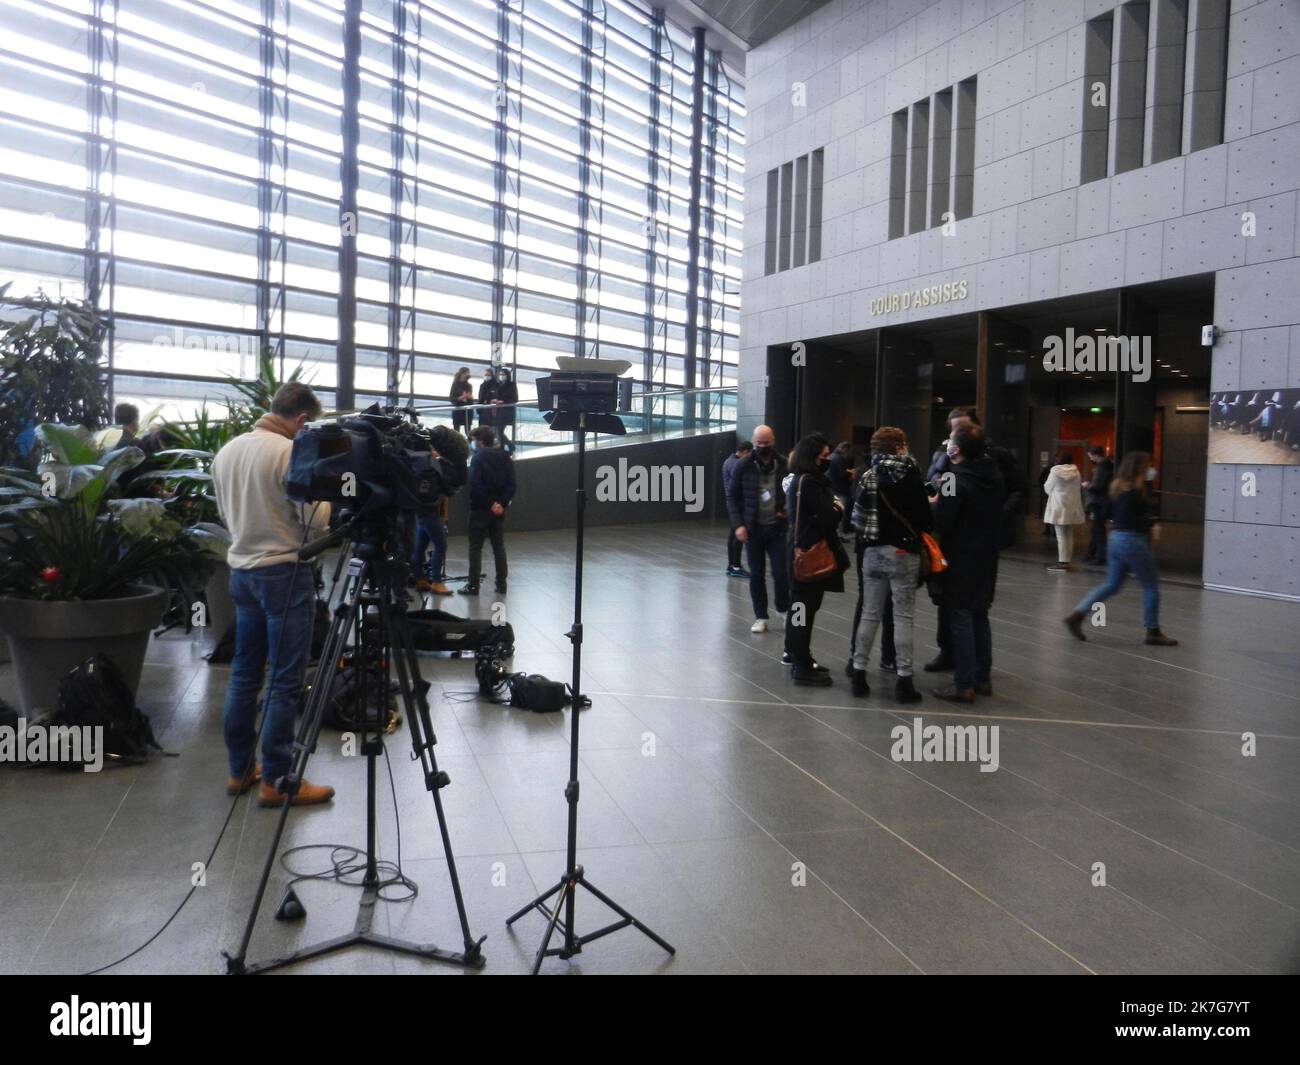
1082, 444, 1114, 565
727, 425, 789, 634
930, 426, 1005, 704
1043, 449, 1085, 571
827, 441, 854, 536
722, 440, 753, 578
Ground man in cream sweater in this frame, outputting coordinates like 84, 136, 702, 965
212, 382, 334, 807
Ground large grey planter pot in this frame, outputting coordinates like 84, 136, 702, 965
204, 562, 235, 637
0, 584, 168, 715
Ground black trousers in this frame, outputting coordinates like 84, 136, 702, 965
468, 509, 507, 586
727, 527, 744, 568
935, 603, 952, 661
785, 582, 826, 670
1085, 507, 1108, 562
850, 541, 895, 665
744, 521, 790, 619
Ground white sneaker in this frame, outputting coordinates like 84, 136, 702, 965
750, 618, 768, 634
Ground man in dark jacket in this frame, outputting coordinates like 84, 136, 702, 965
461, 426, 515, 595
827, 441, 854, 534
477, 367, 498, 428
930, 426, 1005, 703
1082, 444, 1113, 565
721, 440, 753, 577
923, 407, 1026, 671
727, 425, 789, 633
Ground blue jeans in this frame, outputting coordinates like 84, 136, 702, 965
744, 520, 789, 619
853, 547, 919, 675
1075, 530, 1159, 629
223, 563, 315, 785
949, 607, 991, 690
412, 512, 447, 581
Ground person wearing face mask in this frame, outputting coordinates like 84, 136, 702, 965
494, 366, 518, 453
785, 432, 849, 685
727, 425, 790, 635
923, 406, 1026, 674
849, 427, 930, 702
929, 426, 1004, 704
477, 367, 498, 428
1065, 451, 1177, 647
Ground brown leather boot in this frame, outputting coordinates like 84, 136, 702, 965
226, 764, 261, 796
258, 779, 336, 808
429, 582, 452, 595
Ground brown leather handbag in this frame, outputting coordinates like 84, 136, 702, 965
792, 475, 837, 582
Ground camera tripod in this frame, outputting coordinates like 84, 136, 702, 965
224, 517, 485, 974
505, 415, 675, 973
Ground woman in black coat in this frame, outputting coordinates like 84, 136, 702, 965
494, 367, 518, 453
449, 367, 473, 435
477, 367, 498, 428
784, 432, 847, 686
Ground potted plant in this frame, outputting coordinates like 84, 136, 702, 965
0, 424, 214, 713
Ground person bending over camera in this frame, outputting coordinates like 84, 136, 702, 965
211, 382, 335, 808
461, 425, 515, 596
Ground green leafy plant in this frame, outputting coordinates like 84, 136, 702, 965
226, 346, 312, 416
0, 424, 213, 604
0, 284, 110, 470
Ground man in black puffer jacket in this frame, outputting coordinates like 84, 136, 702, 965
930, 426, 1005, 704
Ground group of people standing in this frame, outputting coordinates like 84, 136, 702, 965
449, 365, 518, 454
724, 405, 1178, 701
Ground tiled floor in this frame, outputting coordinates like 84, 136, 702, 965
2, 520, 1298, 974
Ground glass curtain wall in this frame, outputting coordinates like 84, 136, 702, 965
0, 0, 743, 428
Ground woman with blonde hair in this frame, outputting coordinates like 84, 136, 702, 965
1043, 449, 1085, 571
1065, 451, 1177, 646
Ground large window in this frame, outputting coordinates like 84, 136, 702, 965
0, 0, 743, 422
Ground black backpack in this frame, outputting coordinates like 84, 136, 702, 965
47, 654, 167, 767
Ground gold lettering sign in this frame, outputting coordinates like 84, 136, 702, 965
869, 279, 968, 316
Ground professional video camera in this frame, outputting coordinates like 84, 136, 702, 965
286, 403, 469, 515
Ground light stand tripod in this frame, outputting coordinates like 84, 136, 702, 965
224, 515, 485, 974
505, 411, 675, 973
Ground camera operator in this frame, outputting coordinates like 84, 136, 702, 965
461, 425, 515, 596
211, 382, 336, 808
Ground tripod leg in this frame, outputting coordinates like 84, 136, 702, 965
226, 561, 368, 973
528, 880, 569, 975
381, 587, 484, 962
579, 877, 675, 955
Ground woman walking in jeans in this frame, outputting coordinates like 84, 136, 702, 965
1064, 451, 1178, 646
849, 427, 931, 703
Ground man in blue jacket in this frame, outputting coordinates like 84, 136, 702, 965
461, 425, 515, 596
